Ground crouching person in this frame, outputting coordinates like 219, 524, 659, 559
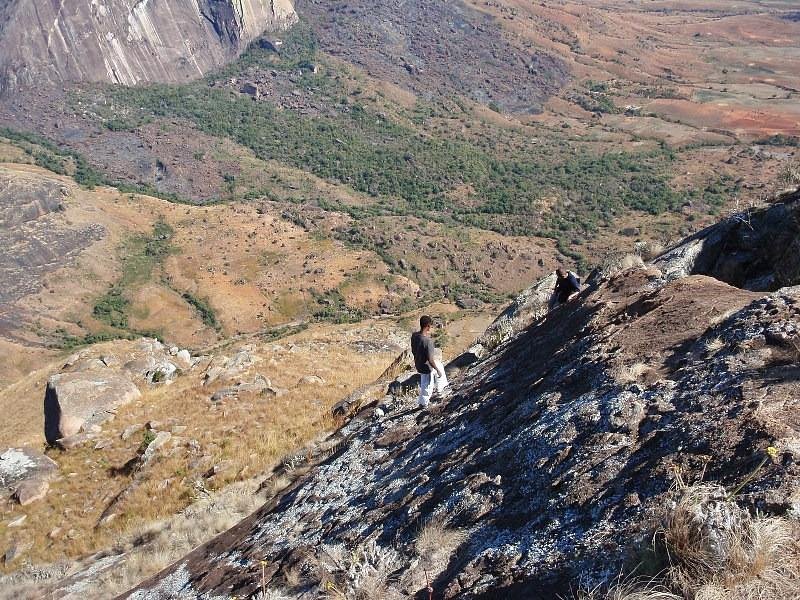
411, 315, 448, 409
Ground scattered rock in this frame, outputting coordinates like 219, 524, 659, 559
3, 540, 31, 565
98, 514, 117, 527
121, 423, 144, 440
298, 375, 325, 386
7, 514, 27, 527
0, 447, 58, 490
455, 296, 480, 310
141, 431, 172, 463
55, 433, 94, 450
174, 349, 192, 368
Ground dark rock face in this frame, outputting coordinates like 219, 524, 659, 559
655, 190, 800, 291
0, 0, 297, 92
123, 270, 800, 599
296, 0, 569, 113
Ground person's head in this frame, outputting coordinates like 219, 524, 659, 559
556, 268, 567, 279
419, 315, 434, 333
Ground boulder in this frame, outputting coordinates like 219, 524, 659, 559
141, 431, 172, 463
44, 372, 141, 444
298, 375, 325, 386
3, 540, 31, 565
55, 433, 94, 450
388, 371, 421, 396
0, 447, 58, 491
174, 349, 193, 369
13, 478, 49, 505
203, 348, 258, 385
121, 423, 144, 440
211, 375, 272, 401
121, 339, 179, 383
7, 514, 27, 527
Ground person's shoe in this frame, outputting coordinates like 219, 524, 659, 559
431, 388, 452, 402
417, 399, 430, 410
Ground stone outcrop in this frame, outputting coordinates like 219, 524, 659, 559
124, 267, 799, 598
0, 0, 297, 93
0, 167, 104, 337
0, 447, 58, 489
44, 371, 142, 443
655, 188, 800, 291
44, 338, 193, 444
0, 447, 58, 506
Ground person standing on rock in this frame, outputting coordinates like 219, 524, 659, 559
411, 315, 448, 409
549, 267, 581, 309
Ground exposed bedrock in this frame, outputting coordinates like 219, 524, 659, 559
0, 0, 297, 92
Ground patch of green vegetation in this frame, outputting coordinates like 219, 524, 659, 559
209, 21, 318, 80
97, 76, 697, 244
182, 292, 221, 332
73, 25, 737, 276
93, 287, 131, 329
310, 288, 366, 324
54, 329, 136, 351
259, 322, 309, 342
93, 220, 176, 331
138, 429, 157, 453
755, 134, 800, 147
0, 127, 106, 188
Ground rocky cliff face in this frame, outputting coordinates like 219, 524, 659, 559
122, 203, 800, 598
0, 0, 297, 92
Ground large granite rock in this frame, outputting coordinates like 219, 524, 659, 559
0, 447, 58, 505
44, 372, 142, 443
0, 167, 105, 337
0, 0, 297, 93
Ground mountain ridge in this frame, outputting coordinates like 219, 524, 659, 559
118, 196, 800, 599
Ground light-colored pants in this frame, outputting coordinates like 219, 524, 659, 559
418, 362, 448, 407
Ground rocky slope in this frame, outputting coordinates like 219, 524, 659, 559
0, 0, 296, 92
122, 200, 800, 598
296, 0, 568, 114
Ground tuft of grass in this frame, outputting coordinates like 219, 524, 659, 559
658, 484, 800, 599
414, 514, 466, 559
571, 579, 680, 600
704, 337, 725, 355
612, 362, 651, 384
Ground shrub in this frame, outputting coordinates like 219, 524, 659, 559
182, 292, 221, 331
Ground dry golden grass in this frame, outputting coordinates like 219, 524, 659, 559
414, 514, 467, 559
612, 362, 652, 384
572, 579, 680, 600
0, 321, 403, 577
659, 484, 800, 600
